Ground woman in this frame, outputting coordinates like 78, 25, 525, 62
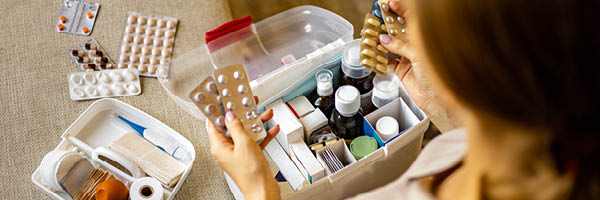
207, 0, 600, 199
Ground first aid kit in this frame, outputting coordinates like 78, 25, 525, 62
31, 99, 196, 200
162, 5, 429, 200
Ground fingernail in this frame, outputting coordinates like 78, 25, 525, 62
226, 112, 236, 122
380, 34, 392, 45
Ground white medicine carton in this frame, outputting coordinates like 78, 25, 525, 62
31, 99, 196, 200
162, 5, 429, 200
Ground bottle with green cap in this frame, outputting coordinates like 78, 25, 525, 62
350, 136, 378, 160
329, 85, 364, 141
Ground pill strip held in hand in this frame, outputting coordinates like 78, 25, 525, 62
379, 0, 407, 39
360, 13, 389, 74
189, 64, 267, 143
55, 0, 99, 36
70, 38, 116, 71
189, 76, 227, 134
117, 11, 178, 78
67, 69, 141, 101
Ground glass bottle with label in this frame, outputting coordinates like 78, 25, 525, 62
341, 39, 376, 115
329, 85, 364, 142
314, 69, 335, 118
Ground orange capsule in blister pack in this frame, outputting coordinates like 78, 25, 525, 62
56, 1, 99, 35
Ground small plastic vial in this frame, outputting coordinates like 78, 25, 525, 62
372, 72, 400, 108
314, 69, 335, 118
329, 85, 364, 141
341, 39, 376, 115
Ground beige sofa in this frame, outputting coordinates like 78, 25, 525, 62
0, 0, 236, 199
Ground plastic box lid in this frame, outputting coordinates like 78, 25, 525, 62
160, 5, 353, 120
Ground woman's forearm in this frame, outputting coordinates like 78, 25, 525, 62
241, 173, 281, 200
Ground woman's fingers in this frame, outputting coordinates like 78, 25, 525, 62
260, 109, 274, 123
387, 57, 400, 72
224, 112, 252, 146
380, 34, 417, 61
206, 120, 233, 155
395, 56, 414, 80
259, 124, 280, 149
380, 34, 405, 55
388, 0, 407, 16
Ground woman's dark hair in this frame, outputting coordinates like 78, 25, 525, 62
414, 0, 599, 199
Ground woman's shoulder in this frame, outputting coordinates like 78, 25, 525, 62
348, 129, 467, 200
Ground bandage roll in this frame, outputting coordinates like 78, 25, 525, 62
39, 150, 82, 192
130, 177, 163, 200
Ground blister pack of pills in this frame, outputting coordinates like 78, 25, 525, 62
360, 13, 389, 74
117, 11, 178, 78
189, 77, 226, 133
189, 64, 267, 143
55, 0, 99, 36
70, 39, 116, 71
68, 69, 141, 101
378, 0, 406, 40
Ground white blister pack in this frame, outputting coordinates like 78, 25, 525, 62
55, 0, 99, 36
68, 69, 141, 101
117, 11, 178, 78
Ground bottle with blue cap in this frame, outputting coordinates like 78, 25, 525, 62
329, 85, 365, 142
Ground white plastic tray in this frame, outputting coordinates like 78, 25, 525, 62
31, 98, 195, 200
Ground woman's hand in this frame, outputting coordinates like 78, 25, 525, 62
207, 100, 281, 200
379, 0, 458, 132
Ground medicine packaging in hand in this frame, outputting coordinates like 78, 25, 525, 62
67, 69, 141, 101
189, 64, 267, 143
55, 0, 99, 36
359, 13, 389, 74
378, 0, 406, 41
190, 76, 226, 133
117, 11, 178, 78
70, 39, 115, 71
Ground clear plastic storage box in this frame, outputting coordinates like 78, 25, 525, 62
159, 6, 353, 119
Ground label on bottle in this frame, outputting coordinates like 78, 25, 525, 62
360, 89, 373, 111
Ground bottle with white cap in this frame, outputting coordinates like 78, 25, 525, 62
376, 116, 400, 141
341, 39, 376, 115
329, 85, 365, 141
314, 69, 335, 117
372, 72, 401, 108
